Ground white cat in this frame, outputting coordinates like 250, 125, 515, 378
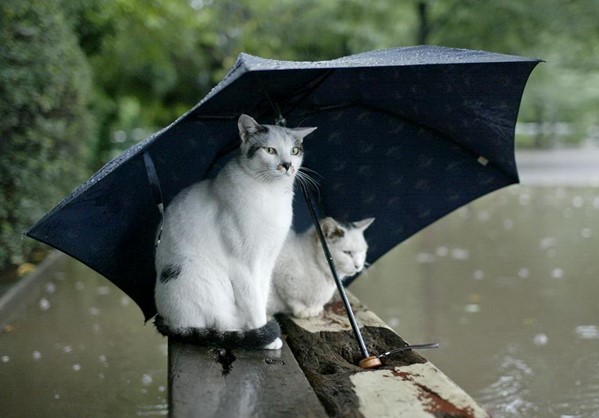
268, 217, 374, 318
154, 114, 316, 350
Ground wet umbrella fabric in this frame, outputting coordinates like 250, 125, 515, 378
27, 46, 540, 321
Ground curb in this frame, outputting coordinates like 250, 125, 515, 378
0, 251, 64, 327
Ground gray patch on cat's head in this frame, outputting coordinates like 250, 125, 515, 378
321, 217, 346, 241
313, 216, 374, 277
238, 114, 269, 143
236, 115, 316, 181
159, 264, 182, 284
246, 145, 261, 159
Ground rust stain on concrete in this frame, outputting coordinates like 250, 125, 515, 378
350, 364, 489, 417
415, 383, 477, 417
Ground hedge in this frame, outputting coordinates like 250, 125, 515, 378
0, 0, 95, 268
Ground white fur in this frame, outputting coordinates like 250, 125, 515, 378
154, 115, 316, 349
269, 217, 374, 318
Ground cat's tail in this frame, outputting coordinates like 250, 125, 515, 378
153, 315, 281, 350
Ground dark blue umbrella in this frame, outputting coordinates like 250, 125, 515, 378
27, 46, 540, 335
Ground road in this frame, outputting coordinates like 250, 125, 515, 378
516, 147, 599, 186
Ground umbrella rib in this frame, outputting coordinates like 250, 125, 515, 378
194, 70, 337, 126
195, 115, 238, 121
254, 74, 287, 125
281, 69, 337, 122
238, 70, 339, 126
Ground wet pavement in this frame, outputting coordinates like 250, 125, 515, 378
0, 256, 167, 417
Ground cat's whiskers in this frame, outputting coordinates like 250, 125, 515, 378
299, 167, 322, 189
255, 168, 277, 182
360, 262, 375, 279
295, 171, 315, 188
353, 265, 371, 283
255, 165, 302, 182
296, 169, 321, 200
299, 166, 323, 179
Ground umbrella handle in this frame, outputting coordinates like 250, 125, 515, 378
300, 182, 380, 369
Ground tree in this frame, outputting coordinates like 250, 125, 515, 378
0, 0, 94, 268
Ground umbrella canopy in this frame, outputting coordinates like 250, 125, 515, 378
27, 46, 540, 321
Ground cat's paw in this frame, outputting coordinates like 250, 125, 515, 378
263, 337, 283, 350
293, 306, 323, 318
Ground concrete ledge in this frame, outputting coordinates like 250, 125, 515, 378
168, 339, 327, 418
278, 294, 489, 418
168, 292, 488, 418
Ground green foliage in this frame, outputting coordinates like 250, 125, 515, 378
0, 0, 95, 267
76, 0, 599, 159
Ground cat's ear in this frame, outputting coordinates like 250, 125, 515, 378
352, 218, 375, 231
238, 114, 268, 143
290, 126, 317, 141
321, 217, 345, 240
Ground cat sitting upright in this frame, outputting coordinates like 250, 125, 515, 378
268, 217, 374, 318
154, 114, 316, 350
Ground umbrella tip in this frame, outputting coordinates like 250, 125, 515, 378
358, 355, 383, 369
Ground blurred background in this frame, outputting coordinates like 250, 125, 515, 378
1, 1, 598, 417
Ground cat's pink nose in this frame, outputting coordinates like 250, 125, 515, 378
280, 162, 291, 171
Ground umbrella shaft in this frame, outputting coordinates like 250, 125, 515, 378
300, 183, 370, 359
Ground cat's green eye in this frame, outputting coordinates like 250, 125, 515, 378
264, 147, 277, 155
291, 146, 301, 156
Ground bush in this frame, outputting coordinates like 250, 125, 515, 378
0, 0, 95, 268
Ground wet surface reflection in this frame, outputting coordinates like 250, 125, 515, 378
0, 258, 167, 417
352, 186, 599, 417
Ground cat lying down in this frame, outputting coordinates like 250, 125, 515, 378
153, 114, 316, 350
269, 217, 374, 318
